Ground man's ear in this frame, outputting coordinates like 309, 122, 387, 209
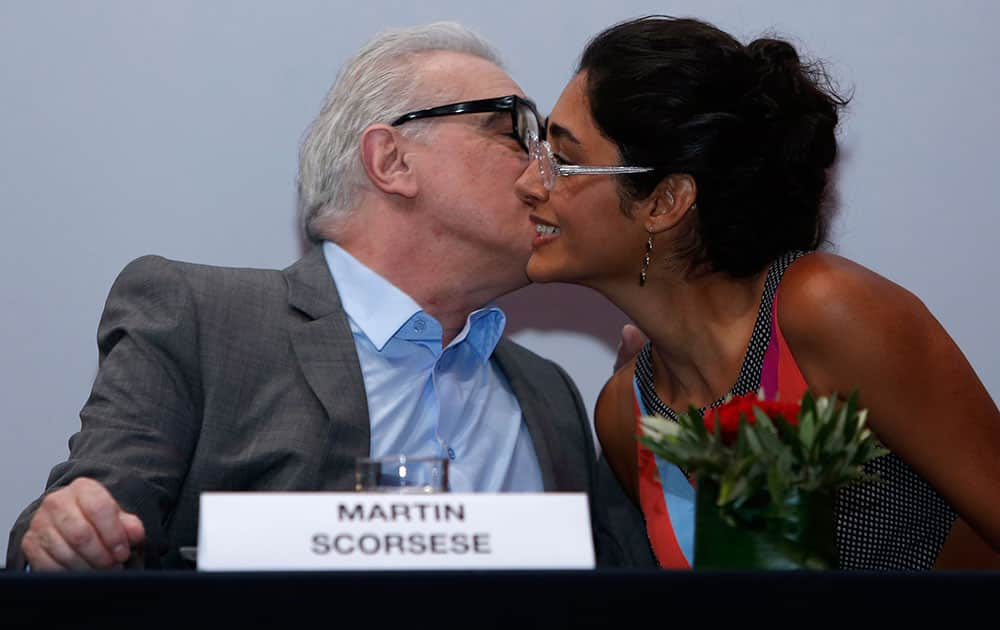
643, 174, 698, 234
359, 124, 418, 199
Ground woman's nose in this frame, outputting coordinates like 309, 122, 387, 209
515, 158, 549, 206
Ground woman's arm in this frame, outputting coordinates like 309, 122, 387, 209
777, 252, 1000, 552
595, 359, 642, 506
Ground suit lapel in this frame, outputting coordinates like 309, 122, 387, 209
284, 246, 370, 490
492, 341, 569, 491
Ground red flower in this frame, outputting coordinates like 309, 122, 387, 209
703, 393, 800, 445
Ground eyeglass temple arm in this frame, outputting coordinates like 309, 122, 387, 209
556, 165, 654, 175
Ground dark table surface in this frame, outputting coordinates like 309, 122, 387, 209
3, 568, 998, 628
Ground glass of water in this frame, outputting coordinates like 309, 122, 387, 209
354, 455, 449, 493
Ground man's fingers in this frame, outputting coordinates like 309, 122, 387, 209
20, 527, 68, 570
621, 323, 645, 352
52, 502, 117, 568
22, 478, 137, 570
118, 512, 146, 547
27, 490, 105, 569
23, 515, 94, 570
76, 480, 132, 563
43, 525, 95, 570
614, 323, 646, 373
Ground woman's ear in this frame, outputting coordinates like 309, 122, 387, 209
644, 174, 697, 233
359, 124, 419, 199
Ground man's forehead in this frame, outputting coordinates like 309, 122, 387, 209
415, 51, 523, 101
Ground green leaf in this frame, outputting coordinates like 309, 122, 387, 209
689, 405, 709, 439
742, 419, 765, 456
799, 407, 817, 451
767, 462, 786, 506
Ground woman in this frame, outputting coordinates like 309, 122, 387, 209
515, 16, 1000, 569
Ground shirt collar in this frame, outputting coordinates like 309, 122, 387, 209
322, 240, 508, 361
323, 240, 421, 351
459, 307, 507, 362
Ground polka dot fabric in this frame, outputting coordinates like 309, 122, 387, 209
635, 251, 955, 570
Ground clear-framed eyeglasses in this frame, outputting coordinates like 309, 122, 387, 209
528, 134, 654, 190
391, 94, 542, 154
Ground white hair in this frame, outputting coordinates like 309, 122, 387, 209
297, 22, 504, 242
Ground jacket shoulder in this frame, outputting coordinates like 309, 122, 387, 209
115, 255, 286, 290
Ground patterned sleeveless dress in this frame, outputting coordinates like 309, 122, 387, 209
633, 251, 956, 570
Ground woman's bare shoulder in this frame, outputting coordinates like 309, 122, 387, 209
776, 251, 928, 356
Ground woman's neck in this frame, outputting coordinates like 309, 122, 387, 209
599, 266, 769, 411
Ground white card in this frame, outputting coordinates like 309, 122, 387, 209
196, 492, 595, 571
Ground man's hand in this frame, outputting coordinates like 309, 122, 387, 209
21, 477, 146, 570
614, 323, 646, 373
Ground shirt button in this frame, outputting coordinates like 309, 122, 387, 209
447, 447, 456, 460
413, 318, 426, 333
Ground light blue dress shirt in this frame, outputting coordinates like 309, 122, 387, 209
323, 241, 543, 492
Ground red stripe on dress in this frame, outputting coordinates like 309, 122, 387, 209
634, 391, 691, 569
772, 292, 808, 403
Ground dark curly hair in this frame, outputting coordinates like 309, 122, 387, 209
578, 16, 848, 277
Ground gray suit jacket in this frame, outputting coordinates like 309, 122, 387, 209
8, 247, 654, 569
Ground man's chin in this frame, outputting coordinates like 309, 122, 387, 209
490, 270, 532, 300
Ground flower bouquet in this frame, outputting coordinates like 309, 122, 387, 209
640, 391, 886, 569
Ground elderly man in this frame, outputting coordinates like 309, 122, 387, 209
8, 22, 652, 570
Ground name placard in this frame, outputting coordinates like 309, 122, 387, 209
196, 492, 594, 571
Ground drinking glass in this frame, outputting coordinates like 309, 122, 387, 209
354, 455, 449, 493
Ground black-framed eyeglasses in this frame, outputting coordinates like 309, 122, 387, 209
391, 95, 543, 153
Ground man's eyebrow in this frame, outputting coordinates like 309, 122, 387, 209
547, 120, 581, 146
482, 111, 509, 128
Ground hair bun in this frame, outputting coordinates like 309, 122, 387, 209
748, 38, 801, 72
741, 36, 843, 172
746, 38, 805, 115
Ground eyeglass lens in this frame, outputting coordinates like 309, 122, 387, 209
529, 137, 555, 190
515, 100, 540, 152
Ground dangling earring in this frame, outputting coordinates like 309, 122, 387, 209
639, 228, 653, 287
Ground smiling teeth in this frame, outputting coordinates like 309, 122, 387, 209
535, 224, 560, 235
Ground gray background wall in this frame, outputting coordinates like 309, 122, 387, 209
1, 0, 997, 565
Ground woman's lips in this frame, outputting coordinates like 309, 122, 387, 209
531, 218, 561, 247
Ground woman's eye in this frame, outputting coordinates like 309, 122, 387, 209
552, 153, 570, 166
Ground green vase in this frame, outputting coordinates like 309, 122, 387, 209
693, 480, 838, 570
